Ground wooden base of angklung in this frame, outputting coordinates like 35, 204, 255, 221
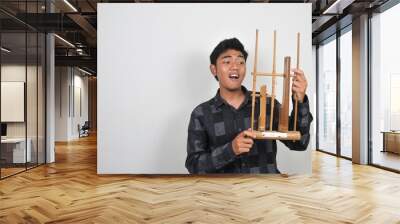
253, 131, 301, 140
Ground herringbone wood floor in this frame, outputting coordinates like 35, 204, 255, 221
1, 134, 400, 224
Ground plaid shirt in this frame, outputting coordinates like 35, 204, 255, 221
185, 86, 313, 174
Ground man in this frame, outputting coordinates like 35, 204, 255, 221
185, 38, 313, 174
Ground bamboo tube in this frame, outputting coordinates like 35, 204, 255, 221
278, 56, 291, 132
294, 32, 300, 132
251, 29, 259, 131
269, 30, 277, 131
258, 85, 267, 131
252, 72, 295, 77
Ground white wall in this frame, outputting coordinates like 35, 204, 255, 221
55, 67, 89, 141
98, 3, 314, 174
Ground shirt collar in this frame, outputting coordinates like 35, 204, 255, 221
213, 86, 252, 108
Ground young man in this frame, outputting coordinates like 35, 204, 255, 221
185, 38, 313, 174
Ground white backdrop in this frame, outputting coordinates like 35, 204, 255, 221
98, 3, 314, 174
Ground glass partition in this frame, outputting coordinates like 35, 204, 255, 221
371, 3, 400, 171
317, 36, 337, 155
339, 29, 352, 158
1, 31, 28, 177
0, 1, 46, 179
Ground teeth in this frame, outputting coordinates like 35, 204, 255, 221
229, 74, 239, 79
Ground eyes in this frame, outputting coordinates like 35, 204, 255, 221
222, 58, 245, 65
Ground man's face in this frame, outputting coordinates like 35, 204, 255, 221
210, 49, 246, 92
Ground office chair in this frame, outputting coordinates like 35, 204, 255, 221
79, 121, 90, 138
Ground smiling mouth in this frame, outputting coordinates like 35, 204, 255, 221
229, 73, 239, 79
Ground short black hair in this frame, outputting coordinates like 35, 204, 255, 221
210, 38, 248, 81
210, 38, 248, 65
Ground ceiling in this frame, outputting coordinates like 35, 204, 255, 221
0, 0, 393, 75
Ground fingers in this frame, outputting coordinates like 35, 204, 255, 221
242, 137, 254, 144
239, 144, 253, 151
291, 68, 306, 82
240, 141, 253, 150
292, 81, 307, 90
291, 68, 304, 76
239, 131, 254, 153
232, 129, 256, 155
238, 147, 250, 153
243, 130, 256, 139
292, 86, 302, 93
291, 68, 307, 97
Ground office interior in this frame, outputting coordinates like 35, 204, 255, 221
0, 0, 399, 223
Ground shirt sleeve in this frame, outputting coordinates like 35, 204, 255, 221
185, 107, 237, 174
280, 94, 313, 151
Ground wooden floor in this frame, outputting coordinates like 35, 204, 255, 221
0, 167, 26, 178
1, 135, 400, 223
372, 150, 400, 171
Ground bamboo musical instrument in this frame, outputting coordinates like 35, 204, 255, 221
250, 30, 301, 141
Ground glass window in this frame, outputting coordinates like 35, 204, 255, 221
0, 1, 46, 179
318, 37, 337, 154
340, 29, 352, 158
1, 31, 28, 178
371, 3, 400, 171
27, 31, 38, 169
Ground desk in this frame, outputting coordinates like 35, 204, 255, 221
382, 131, 400, 154
1, 138, 32, 163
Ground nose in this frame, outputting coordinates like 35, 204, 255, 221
231, 61, 239, 70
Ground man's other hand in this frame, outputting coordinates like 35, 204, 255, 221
232, 128, 256, 155
291, 68, 307, 102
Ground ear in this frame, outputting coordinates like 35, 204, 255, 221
210, 64, 217, 78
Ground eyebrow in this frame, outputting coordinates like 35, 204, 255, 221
221, 55, 244, 59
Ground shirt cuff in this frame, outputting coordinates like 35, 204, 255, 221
226, 142, 237, 162
292, 94, 310, 116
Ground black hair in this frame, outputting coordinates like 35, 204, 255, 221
210, 38, 248, 81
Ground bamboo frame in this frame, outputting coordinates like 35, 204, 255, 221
250, 29, 259, 131
251, 72, 296, 77
258, 85, 267, 131
293, 32, 300, 132
269, 30, 277, 131
250, 30, 301, 141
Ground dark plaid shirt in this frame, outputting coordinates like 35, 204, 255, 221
185, 86, 313, 174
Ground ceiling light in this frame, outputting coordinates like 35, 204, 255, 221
78, 67, 93, 76
54, 34, 75, 48
1, 47, 11, 53
322, 0, 354, 15
63, 0, 78, 12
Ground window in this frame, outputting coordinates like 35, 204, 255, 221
371, 3, 400, 171
317, 36, 337, 154
340, 29, 352, 158
0, 1, 47, 179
